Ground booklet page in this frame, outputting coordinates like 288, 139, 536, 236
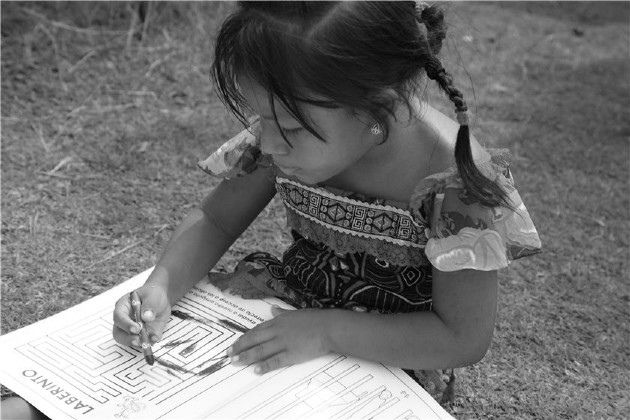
0, 268, 453, 420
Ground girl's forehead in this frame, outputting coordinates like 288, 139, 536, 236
239, 78, 291, 121
239, 77, 331, 124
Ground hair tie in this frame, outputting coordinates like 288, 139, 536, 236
415, 1, 429, 15
456, 109, 470, 126
424, 57, 444, 80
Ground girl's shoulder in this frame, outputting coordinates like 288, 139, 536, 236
410, 146, 506, 204
410, 148, 542, 272
197, 121, 271, 179
415, 105, 491, 175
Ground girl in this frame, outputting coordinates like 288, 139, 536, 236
1, 2, 541, 418
114, 0, 541, 405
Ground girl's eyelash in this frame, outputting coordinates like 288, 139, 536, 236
281, 127, 303, 136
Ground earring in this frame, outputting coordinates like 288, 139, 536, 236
371, 123, 382, 135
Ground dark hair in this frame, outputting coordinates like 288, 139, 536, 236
211, 1, 511, 209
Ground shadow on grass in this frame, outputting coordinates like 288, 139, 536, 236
497, 1, 630, 26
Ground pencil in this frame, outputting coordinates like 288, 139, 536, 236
129, 291, 155, 365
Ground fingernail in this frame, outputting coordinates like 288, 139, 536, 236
254, 365, 262, 374
132, 339, 140, 347
143, 310, 154, 321
130, 324, 140, 334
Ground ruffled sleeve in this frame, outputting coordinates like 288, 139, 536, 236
410, 149, 541, 272
197, 121, 271, 178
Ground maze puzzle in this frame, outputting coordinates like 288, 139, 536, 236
15, 295, 245, 410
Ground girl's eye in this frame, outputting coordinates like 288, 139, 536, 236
281, 127, 303, 137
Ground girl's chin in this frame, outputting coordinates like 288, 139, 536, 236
287, 172, 319, 186
278, 168, 333, 186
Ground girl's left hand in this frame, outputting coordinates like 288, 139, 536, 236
228, 306, 331, 374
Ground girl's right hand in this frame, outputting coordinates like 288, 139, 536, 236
112, 284, 171, 347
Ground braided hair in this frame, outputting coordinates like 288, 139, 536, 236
415, 4, 512, 209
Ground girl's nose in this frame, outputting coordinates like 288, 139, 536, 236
260, 129, 290, 156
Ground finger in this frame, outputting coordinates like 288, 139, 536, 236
229, 326, 276, 358
149, 334, 161, 345
271, 305, 287, 317
145, 318, 169, 344
137, 286, 167, 323
113, 297, 140, 334
254, 351, 290, 375
229, 319, 275, 352
233, 340, 285, 366
112, 324, 141, 347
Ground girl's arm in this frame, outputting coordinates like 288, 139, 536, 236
231, 268, 498, 372
146, 166, 277, 305
324, 268, 498, 370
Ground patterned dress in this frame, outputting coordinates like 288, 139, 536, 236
198, 122, 542, 404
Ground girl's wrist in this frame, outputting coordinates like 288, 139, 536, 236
144, 266, 176, 304
320, 309, 343, 355
145, 266, 169, 288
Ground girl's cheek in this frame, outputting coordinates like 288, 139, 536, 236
261, 134, 288, 156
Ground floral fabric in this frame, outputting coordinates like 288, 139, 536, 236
409, 149, 542, 271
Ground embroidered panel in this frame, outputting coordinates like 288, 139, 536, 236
276, 177, 427, 248
284, 211, 429, 267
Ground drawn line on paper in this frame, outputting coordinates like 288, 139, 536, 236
171, 309, 249, 333
155, 355, 230, 376
162, 338, 194, 348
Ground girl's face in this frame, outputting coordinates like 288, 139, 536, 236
239, 78, 381, 185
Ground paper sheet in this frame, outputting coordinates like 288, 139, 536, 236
0, 268, 454, 419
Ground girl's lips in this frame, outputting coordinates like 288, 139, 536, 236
276, 165, 297, 175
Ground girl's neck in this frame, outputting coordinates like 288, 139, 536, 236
323, 103, 457, 202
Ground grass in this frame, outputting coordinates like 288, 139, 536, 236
1, 2, 629, 419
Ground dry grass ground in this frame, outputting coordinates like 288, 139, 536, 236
1, 2, 628, 419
